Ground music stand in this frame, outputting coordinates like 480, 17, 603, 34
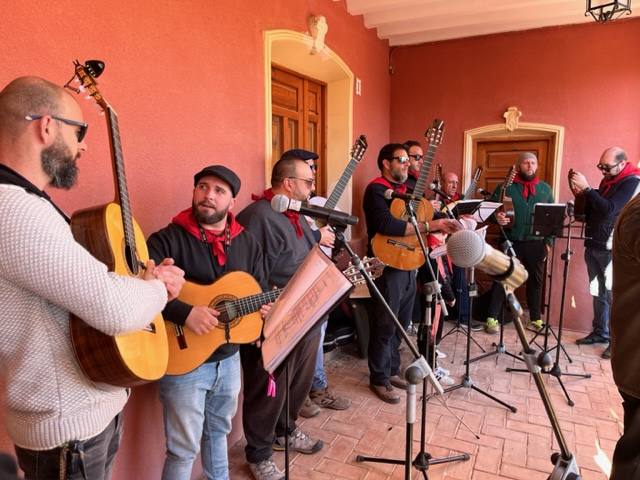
451, 199, 482, 217
507, 203, 591, 406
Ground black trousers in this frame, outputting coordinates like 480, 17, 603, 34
241, 329, 320, 464
611, 391, 640, 479
15, 413, 122, 480
488, 240, 546, 321
368, 268, 416, 386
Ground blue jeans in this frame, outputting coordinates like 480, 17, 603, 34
159, 352, 241, 480
584, 248, 612, 339
311, 320, 328, 391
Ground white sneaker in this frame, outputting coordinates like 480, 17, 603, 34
435, 366, 450, 376
436, 349, 447, 359
434, 367, 455, 386
249, 458, 285, 480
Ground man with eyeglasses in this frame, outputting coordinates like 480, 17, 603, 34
569, 147, 640, 359
403, 140, 424, 194
236, 154, 324, 480
363, 143, 461, 404
0, 77, 185, 479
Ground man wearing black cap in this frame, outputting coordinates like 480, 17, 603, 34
237, 154, 324, 480
147, 165, 265, 480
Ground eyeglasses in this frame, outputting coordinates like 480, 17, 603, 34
288, 177, 315, 187
596, 161, 623, 173
408, 154, 423, 161
25, 114, 88, 142
391, 156, 409, 164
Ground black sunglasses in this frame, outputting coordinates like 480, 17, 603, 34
25, 114, 88, 143
408, 154, 423, 161
596, 161, 623, 173
391, 156, 409, 164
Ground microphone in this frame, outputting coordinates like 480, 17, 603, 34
477, 188, 492, 197
566, 200, 575, 218
384, 189, 420, 201
271, 194, 359, 226
428, 183, 452, 202
446, 229, 528, 291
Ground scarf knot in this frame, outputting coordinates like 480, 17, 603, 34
512, 174, 539, 200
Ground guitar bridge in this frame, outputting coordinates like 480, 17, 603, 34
386, 239, 416, 251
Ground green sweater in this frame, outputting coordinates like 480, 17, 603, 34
491, 180, 555, 243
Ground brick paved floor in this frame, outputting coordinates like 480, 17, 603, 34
229, 324, 621, 479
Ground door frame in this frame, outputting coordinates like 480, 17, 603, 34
463, 123, 565, 198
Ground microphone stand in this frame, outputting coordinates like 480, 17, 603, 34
466, 222, 524, 366
341, 202, 471, 478
502, 286, 581, 480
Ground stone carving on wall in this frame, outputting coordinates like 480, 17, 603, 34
503, 106, 522, 132
308, 15, 328, 55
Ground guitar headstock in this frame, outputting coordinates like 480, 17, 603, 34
342, 257, 385, 286
351, 134, 368, 163
472, 166, 483, 182
424, 119, 445, 146
64, 60, 110, 112
504, 165, 517, 189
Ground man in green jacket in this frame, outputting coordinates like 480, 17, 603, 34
485, 152, 554, 334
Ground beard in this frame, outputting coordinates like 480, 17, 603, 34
193, 200, 229, 226
519, 171, 536, 182
41, 135, 79, 189
391, 169, 408, 184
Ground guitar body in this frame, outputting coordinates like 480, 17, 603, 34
70, 202, 169, 386
371, 197, 434, 270
166, 271, 264, 375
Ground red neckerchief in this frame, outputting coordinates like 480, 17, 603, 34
512, 173, 539, 200
369, 176, 407, 194
172, 208, 244, 266
599, 162, 640, 196
450, 192, 461, 202
251, 188, 302, 238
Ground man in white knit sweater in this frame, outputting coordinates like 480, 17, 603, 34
0, 76, 185, 479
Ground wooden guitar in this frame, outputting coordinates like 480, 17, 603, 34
371, 119, 445, 271
462, 166, 483, 200
433, 163, 443, 203
66, 60, 169, 386
499, 165, 517, 224
166, 257, 385, 375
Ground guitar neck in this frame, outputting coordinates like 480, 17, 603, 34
324, 156, 359, 210
106, 107, 138, 272
463, 179, 478, 199
232, 289, 282, 318
412, 141, 438, 208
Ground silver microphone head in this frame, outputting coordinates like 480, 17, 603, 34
383, 189, 394, 200
446, 230, 486, 268
270, 194, 290, 213
429, 182, 437, 190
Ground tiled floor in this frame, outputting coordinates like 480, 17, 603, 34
228, 323, 621, 479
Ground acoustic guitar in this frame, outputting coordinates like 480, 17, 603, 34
66, 60, 169, 386
499, 164, 517, 223
371, 119, 445, 270
166, 257, 385, 375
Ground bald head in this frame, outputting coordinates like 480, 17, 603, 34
443, 172, 459, 197
600, 146, 627, 164
0, 76, 65, 137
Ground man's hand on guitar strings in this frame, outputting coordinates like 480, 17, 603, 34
185, 306, 220, 335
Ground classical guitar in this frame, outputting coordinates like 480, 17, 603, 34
166, 257, 385, 375
371, 119, 445, 271
499, 165, 517, 224
66, 60, 169, 386
444, 166, 483, 212
433, 163, 443, 203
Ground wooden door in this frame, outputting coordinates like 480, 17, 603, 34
271, 65, 327, 195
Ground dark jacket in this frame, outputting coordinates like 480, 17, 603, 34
147, 222, 265, 362
585, 175, 640, 250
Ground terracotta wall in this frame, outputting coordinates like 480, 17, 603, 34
0, 1, 389, 478
390, 18, 640, 332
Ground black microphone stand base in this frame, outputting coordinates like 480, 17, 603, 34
506, 363, 591, 407
528, 325, 574, 364
466, 314, 524, 367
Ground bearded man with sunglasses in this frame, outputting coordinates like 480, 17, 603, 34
362, 143, 461, 404
570, 147, 640, 359
0, 77, 185, 479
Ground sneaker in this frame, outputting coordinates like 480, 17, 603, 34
434, 368, 455, 386
298, 396, 321, 418
485, 317, 499, 334
309, 388, 351, 410
576, 332, 609, 345
462, 319, 484, 331
601, 345, 611, 359
528, 319, 544, 332
435, 365, 450, 376
436, 349, 447, 359
273, 428, 323, 454
248, 458, 285, 480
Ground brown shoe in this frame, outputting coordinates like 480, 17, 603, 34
389, 375, 407, 390
369, 384, 401, 404
298, 396, 321, 418
310, 388, 351, 410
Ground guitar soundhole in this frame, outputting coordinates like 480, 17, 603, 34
212, 296, 242, 328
